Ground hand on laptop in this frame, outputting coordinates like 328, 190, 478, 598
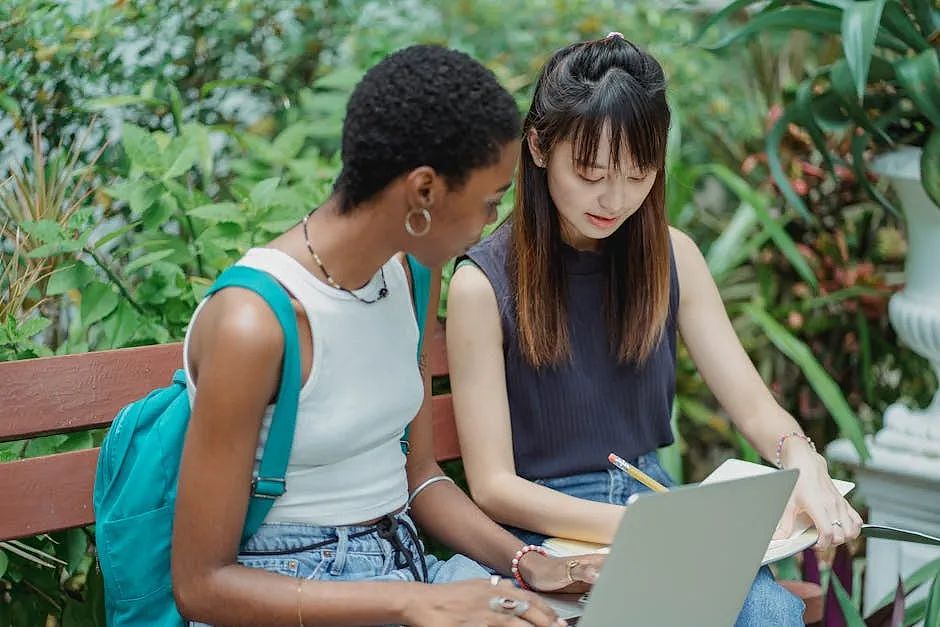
404, 578, 566, 626
517, 552, 604, 594
773, 447, 862, 549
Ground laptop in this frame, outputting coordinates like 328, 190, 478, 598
544, 469, 799, 626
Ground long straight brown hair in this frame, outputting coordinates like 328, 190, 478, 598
509, 35, 672, 368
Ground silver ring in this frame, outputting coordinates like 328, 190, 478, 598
490, 575, 501, 586
489, 597, 529, 616
832, 520, 843, 527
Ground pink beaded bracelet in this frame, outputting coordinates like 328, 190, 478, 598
511, 544, 548, 590
775, 431, 816, 468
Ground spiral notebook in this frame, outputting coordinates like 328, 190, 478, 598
542, 459, 855, 566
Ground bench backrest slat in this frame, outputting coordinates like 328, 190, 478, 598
0, 321, 457, 540
0, 344, 183, 443
0, 448, 99, 539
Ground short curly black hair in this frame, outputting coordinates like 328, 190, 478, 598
333, 45, 521, 212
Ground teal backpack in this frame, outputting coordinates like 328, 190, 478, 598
93, 256, 431, 626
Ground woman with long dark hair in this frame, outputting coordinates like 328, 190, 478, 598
447, 33, 861, 626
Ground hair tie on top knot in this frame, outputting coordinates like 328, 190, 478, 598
606, 31, 625, 40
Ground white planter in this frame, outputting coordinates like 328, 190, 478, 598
827, 146, 940, 616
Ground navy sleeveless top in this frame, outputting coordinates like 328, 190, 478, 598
466, 224, 679, 480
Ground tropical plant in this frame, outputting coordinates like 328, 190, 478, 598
698, 0, 940, 217
801, 543, 940, 626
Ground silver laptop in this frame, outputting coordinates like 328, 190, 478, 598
545, 469, 798, 627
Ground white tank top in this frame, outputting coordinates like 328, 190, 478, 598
183, 247, 423, 526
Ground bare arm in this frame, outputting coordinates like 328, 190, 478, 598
172, 289, 418, 626
446, 263, 624, 545
671, 227, 862, 548
407, 267, 601, 592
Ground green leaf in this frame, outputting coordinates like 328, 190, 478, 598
24, 434, 68, 458
200, 77, 283, 98
744, 304, 869, 461
881, 1, 931, 51
850, 130, 901, 216
766, 110, 812, 221
657, 401, 683, 483
104, 300, 142, 348
692, 0, 769, 43
121, 124, 163, 174
162, 139, 197, 180
925, 571, 940, 627
905, 597, 928, 625
93, 222, 140, 251
908, 0, 939, 38
698, 164, 817, 288
182, 123, 213, 178
26, 239, 86, 258
0, 91, 21, 119
142, 194, 175, 230
47, 261, 95, 295
273, 123, 312, 159
129, 182, 162, 215
80, 282, 119, 326
841, 0, 886, 100
0, 549, 7, 578
64, 529, 87, 578
188, 202, 245, 223
921, 129, 940, 208
17, 316, 51, 338
124, 249, 174, 274
19, 219, 64, 244
82, 95, 163, 111
57, 431, 93, 453
704, 7, 906, 53
895, 50, 940, 128
829, 60, 894, 145
249, 177, 280, 207
792, 80, 837, 174
829, 576, 866, 626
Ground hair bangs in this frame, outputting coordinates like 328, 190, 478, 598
568, 69, 668, 175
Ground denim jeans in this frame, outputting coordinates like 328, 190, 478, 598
507, 453, 805, 627
189, 511, 488, 626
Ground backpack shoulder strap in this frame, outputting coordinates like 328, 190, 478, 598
205, 265, 301, 541
401, 255, 432, 453
406, 254, 431, 354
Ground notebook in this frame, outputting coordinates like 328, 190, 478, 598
542, 458, 855, 566
542, 469, 800, 626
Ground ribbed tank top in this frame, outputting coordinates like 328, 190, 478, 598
183, 248, 423, 526
467, 224, 679, 480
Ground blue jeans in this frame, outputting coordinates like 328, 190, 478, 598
190, 512, 488, 626
508, 453, 805, 627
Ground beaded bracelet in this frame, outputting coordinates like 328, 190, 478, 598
775, 431, 816, 469
511, 544, 548, 590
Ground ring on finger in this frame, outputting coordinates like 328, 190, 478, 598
488, 596, 530, 616
565, 560, 580, 585
831, 520, 843, 528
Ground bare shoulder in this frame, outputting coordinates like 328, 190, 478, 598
189, 288, 284, 369
449, 262, 498, 309
668, 226, 702, 260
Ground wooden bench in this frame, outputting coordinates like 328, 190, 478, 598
0, 321, 823, 623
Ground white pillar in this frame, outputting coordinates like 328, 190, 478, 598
826, 146, 940, 616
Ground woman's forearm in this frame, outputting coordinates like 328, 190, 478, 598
409, 478, 531, 574
472, 474, 624, 544
414, 472, 622, 549
175, 564, 420, 626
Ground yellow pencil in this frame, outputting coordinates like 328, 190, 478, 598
608, 453, 669, 493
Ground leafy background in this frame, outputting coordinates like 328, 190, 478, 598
1, 0, 937, 624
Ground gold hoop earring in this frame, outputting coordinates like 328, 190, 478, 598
405, 207, 431, 237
